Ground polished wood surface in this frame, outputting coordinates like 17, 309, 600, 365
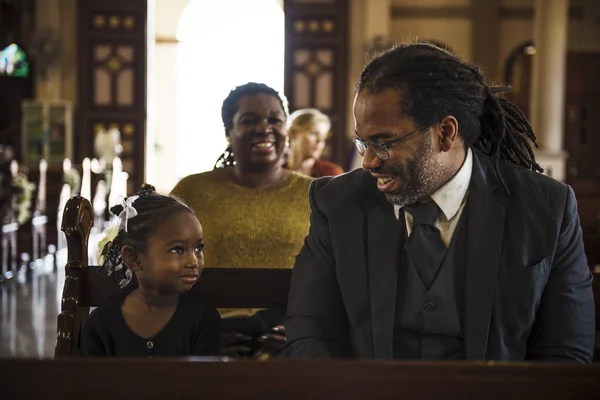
2, 359, 600, 399
55, 196, 94, 357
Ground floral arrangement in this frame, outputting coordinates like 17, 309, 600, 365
12, 172, 36, 225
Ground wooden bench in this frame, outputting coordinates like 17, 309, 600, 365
3, 359, 600, 399
55, 196, 292, 357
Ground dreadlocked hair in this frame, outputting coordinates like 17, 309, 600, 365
214, 82, 289, 169
356, 41, 543, 195
99, 183, 195, 286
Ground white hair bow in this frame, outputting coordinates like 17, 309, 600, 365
117, 195, 139, 232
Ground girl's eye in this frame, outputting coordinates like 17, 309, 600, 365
195, 244, 204, 253
269, 117, 284, 125
170, 247, 184, 254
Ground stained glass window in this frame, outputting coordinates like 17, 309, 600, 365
0, 43, 30, 77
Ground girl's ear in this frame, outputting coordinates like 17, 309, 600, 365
121, 245, 142, 271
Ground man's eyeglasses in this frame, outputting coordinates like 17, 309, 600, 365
353, 125, 431, 161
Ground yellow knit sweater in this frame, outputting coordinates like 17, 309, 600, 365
171, 169, 312, 270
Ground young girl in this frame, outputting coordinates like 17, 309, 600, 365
81, 184, 222, 357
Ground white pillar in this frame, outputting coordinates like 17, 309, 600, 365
529, 0, 569, 181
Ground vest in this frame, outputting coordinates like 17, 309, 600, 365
393, 208, 468, 360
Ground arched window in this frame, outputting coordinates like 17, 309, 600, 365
504, 41, 536, 119
0, 43, 30, 77
176, 0, 285, 177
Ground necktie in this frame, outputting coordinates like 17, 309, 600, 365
405, 201, 447, 289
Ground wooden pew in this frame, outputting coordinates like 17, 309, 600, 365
2, 359, 600, 400
55, 196, 292, 357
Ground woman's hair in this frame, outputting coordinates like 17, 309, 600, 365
99, 184, 194, 286
214, 82, 289, 169
287, 108, 331, 140
357, 42, 543, 195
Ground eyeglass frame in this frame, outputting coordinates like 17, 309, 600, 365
352, 124, 432, 161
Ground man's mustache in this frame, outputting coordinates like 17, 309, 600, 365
369, 165, 405, 176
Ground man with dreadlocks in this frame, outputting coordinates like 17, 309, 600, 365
284, 42, 594, 362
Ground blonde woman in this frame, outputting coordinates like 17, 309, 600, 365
286, 108, 344, 178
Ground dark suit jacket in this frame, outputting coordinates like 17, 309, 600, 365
284, 150, 595, 362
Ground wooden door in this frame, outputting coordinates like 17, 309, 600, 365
284, 0, 349, 168
77, 0, 147, 194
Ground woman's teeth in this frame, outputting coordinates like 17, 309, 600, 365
377, 177, 394, 184
253, 142, 273, 148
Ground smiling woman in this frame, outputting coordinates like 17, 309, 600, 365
171, 83, 312, 273
170, 82, 313, 355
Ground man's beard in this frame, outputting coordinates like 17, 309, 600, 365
383, 136, 450, 207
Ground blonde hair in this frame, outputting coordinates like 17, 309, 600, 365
287, 108, 331, 140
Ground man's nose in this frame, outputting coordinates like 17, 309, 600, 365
361, 147, 382, 170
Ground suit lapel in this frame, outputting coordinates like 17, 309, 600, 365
464, 152, 506, 360
366, 189, 402, 359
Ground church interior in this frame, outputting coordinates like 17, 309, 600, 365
1, 0, 600, 397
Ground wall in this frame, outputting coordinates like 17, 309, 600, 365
390, 0, 473, 61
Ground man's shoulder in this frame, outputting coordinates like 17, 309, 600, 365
309, 168, 374, 209
312, 168, 370, 191
473, 150, 568, 200
497, 158, 568, 199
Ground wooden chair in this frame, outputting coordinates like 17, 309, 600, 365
55, 196, 292, 357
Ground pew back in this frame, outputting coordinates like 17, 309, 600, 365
3, 359, 600, 400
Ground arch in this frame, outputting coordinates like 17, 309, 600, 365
504, 40, 535, 84
504, 41, 536, 119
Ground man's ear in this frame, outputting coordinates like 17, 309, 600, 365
438, 115, 459, 152
121, 245, 142, 271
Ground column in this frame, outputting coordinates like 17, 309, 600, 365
365, 0, 391, 51
529, 0, 569, 181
